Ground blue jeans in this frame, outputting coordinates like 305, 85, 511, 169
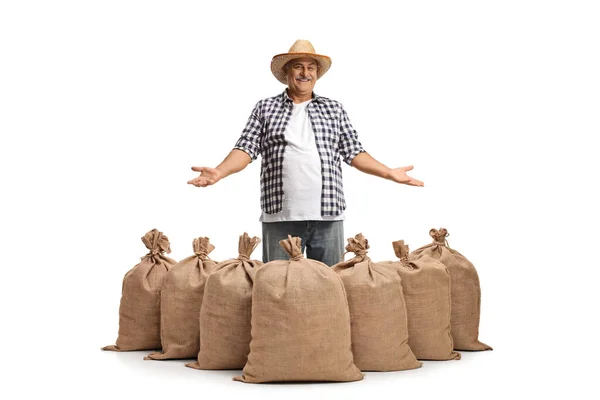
261, 220, 345, 267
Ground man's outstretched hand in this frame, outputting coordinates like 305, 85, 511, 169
387, 165, 424, 187
187, 166, 223, 187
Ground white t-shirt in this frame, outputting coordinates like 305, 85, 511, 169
260, 100, 345, 222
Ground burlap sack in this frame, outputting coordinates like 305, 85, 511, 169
383, 240, 460, 361
332, 233, 421, 372
145, 237, 217, 360
234, 236, 363, 383
186, 233, 263, 370
410, 228, 492, 351
102, 229, 176, 352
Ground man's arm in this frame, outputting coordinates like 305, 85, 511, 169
187, 149, 251, 187
188, 101, 263, 188
351, 152, 424, 187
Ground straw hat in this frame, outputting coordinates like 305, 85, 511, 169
271, 40, 332, 84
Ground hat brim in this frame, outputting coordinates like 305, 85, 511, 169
271, 52, 332, 85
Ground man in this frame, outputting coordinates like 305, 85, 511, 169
188, 40, 423, 266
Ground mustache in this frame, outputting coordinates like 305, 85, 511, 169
295, 76, 313, 81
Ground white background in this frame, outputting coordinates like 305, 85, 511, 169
1, 1, 599, 399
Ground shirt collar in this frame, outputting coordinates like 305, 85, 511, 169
281, 89, 322, 105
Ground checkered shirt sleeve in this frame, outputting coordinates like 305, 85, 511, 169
338, 105, 365, 165
233, 102, 263, 161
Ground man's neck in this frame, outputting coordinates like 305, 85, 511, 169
286, 88, 313, 104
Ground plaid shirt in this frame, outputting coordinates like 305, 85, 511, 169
234, 90, 365, 216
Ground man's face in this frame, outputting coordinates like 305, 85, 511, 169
286, 57, 318, 95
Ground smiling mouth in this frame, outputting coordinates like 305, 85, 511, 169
296, 78, 312, 82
